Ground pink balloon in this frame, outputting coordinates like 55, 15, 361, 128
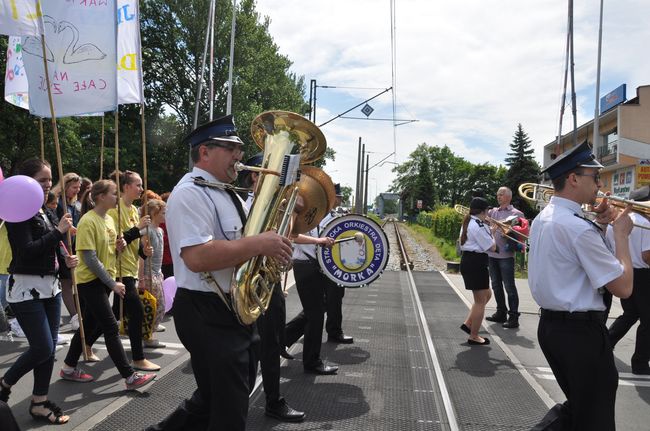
0, 166, 4, 183
0, 175, 44, 222
162, 276, 177, 313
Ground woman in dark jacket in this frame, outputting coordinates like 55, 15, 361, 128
0, 158, 78, 425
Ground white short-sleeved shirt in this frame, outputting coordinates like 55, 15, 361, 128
292, 211, 339, 261
459, 216, 495, 253
606, 212, 650, 269
166, 167, 247, 294
528, 196, 624, 312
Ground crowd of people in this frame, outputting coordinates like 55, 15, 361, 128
458, 142, 650, 430
1, 115, 649, 431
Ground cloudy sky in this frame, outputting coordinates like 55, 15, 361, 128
254, 0, 649, 202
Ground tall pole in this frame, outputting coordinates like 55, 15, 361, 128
309, 79, 317, 123
568, 0, 578, 146
363, 154, 369, 214
355, 144, 366, 214
193, 0, 215, 129
354, 138, 362, 214
592, 0, 604, 152
208, 0, 216, 121
226, 0, 237, 115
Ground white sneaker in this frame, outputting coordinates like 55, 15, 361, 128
70, 314, 80, 331
9, 319, 25, 338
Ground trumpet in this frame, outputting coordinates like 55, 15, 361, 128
518, 183, 650, 230
454, 204, 529, 247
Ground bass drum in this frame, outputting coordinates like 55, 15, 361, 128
317, 214, 389, 288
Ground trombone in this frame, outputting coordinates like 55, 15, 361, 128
518, 183, 650, 231
454, 204, 529, 247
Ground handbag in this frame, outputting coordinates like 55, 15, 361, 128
119, 289, 157, 340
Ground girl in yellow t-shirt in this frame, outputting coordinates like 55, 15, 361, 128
60, 180, 156, 391
107, 170, 158, 372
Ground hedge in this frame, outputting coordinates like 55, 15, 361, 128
416, 207, 462, 243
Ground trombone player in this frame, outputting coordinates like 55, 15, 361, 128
485, 186, 525, 328
529, 141, 633, 430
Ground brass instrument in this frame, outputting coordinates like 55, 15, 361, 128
454, 204, 529, 247
231, 111, 332, 325
518, 183, 650, 230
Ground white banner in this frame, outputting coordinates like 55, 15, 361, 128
117, 0, 143, 104
0, 0, 42, 36
4, 36, 30, 109
21, 0, 117, 117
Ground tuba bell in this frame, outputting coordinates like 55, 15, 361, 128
231, 111, 332, 325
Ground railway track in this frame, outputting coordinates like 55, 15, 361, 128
386, 218, 460, 431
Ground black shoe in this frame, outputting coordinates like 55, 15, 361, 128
467, 337, 490, 346
328, 334, 354, 344
632, 367, 650, 375
485, 312, 507, 323
265, 398, 306, 423
459, 324, 471, 334
502, 317, 519, 329
304, 363, 338, 375
280, 348, 294, 360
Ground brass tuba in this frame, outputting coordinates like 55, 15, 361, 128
231, 111, 332, 325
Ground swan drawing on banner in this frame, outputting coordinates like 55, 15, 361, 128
58, 21, 107, 64
21, 15, 56, 62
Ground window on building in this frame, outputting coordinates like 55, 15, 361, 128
605, 129, 618, 145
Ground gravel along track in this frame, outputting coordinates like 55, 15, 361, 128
384, 221, 447, 272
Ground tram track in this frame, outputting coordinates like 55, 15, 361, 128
388, 219, 460, 431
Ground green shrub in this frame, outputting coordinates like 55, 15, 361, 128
430, 207, 462, 243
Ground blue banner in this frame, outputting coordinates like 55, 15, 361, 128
600, 84, 626, 114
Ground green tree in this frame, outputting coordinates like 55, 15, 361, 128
504, 124, 540, 217
1, 2, 327, 192
340, 185, 353, 207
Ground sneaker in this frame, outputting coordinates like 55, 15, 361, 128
56, 334, 69, 345
125, 372, 156, 390
70, 314, 80, 331
60, 367, 94, 383
155, 324, 166, 332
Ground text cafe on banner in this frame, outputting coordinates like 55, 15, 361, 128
20, 0, 118, 117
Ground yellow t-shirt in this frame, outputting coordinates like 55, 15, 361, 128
107, 200, 140, 278
75, 211, 117, 284
0, 222, 12, 275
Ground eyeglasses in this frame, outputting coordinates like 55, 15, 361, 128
574, 172, 601, 183
208, 141, 244, 156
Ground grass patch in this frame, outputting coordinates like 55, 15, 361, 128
407, 224, 460, 262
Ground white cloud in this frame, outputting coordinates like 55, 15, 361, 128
254, 0, 650, 200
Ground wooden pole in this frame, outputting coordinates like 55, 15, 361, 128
99, 115, 105, 180
40, 35, 89, 361
38, 118, 45, 161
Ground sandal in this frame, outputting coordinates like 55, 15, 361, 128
0, 378, 11, 403
29, 399, 69, 424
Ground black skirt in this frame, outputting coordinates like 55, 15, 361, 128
460, 251, 489, 291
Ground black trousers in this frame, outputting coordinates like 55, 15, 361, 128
538, 313, 618, 430
285, 260, 327, 369
147, 288, 256, 431
111, 276, 145, 361
65, 280, 134, 378
257, 284, 286, 404
325, 282, 345, 337
0, 401, 20, 431
608, 268, 650, 369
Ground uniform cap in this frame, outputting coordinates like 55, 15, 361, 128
469, 197, 489, 211
541, 141, 603, 180
182, 114, 243, 148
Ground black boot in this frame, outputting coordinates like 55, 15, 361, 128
486, 311, 507, 323
502, 314, 519, 329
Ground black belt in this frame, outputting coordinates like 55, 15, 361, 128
540, 308, 606, 321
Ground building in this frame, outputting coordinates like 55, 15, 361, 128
543, 84, 650, 197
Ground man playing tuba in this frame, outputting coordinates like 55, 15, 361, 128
148, 115, 293, 431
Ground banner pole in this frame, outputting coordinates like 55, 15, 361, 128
39, 118, 45, 161
99, 115, 105, 180
40, 34, 89, 362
